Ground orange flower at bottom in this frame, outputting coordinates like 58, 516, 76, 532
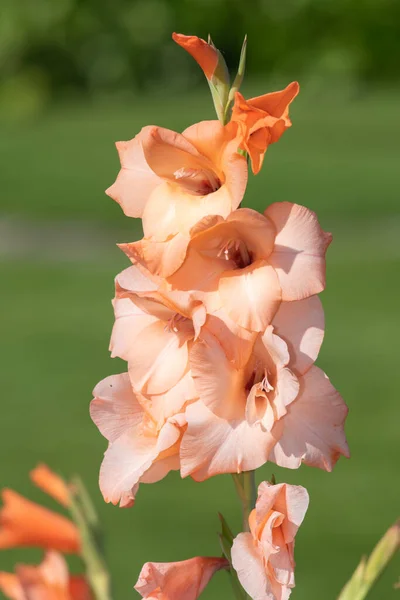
0, 551, 92, 600
0, 489, 80, 553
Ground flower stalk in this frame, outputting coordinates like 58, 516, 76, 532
232, 471, 257, 533
69, 482, 112, 600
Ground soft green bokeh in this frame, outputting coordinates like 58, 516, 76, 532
0, 83, 399, 598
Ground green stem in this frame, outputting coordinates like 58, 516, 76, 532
69, 494, 112, 600
232, 471, 257, 532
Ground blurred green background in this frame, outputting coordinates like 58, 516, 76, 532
0, 0, 399, 598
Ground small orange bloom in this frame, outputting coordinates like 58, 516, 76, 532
30, 464, 71, 508
232, 82, 299, 174
0, 489, 80, 553
172, 33, 219, 80
0, 551, 92, 600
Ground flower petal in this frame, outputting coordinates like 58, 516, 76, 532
181, 401, 275, 480
135, 556, 228, 599
106, 131, 162, 218
30, 465, 70, 508
127, 320, 189, 395
272, 296, 324, 376
99, 417, 182, 508
90, 373, 144, 443
265, 202, 332, 301
269, 366, 350, 471
172, 33, 219, 80
219, 261, 281, 332
231, 532, 275, 600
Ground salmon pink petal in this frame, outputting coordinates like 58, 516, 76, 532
115, 265, 159, 294
183, 120, 248, 210
142, 179, 233, 241
120, 233, 190, 278
110, 297, 156, 362
99, 416, 183, 508
135, 556, 228, 599
265, 202, 332, 301
269, 366, 350, 471
256, 482, 309, 545
106, 131, 162, 218
219, 261, 281, 331
231, 532, 276, 600
141, 125, 211, 181
173, 33, 219, 80
204, 309, 257, 368
181, 401, 275, 480
127, 319, 189, 395
190, 331, 243, 419
90, 373, 144, 443
141, 371, 197, 428
272, 296, 324, 376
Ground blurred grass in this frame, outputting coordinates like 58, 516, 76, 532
0, 83, 399, 599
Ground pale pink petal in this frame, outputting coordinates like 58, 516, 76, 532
265, 202, 332, 301
127, 320, 189, 395
99, 417, 182, 508
181, 401, 275, 481
106, 131, 162, 218
110, 297, 156, 361
120, 233, 190, 278
204, 309, 257, 368
272, 368, 300, 421
141, 125, 210, 180
142, 372, 197, 428
226, 208, 276, 259
256, 482, 309, 545
219, 261, 281, 332
115, 265, 159, 294
90, 373, 143, 442
143, 179, 235, 241
269, 366, 350, 471
272, 296, 325, 376
231, 532, 275, 600
189, 331, 244, 419
135, 556, 228, 600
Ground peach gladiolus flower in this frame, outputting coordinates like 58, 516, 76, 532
0, 551, 92, 600
172, 33, 219, 81
106, 121, 247, 247
162, 203, 332, 332
135, 556, 228, 599
91, 372, 191, 508
232, 82, 299, 174
30, 464, 70, 508
181, 296, 349, 480
231, 482, 309, 600
110, 265, 205, 397
0, 489, 80, 553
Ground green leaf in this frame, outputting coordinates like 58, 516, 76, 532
338, 521, 400, 600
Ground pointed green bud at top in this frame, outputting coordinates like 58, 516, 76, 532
228, 35, 247, 104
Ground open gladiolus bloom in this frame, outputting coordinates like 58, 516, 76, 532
85, 30, 352, 600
